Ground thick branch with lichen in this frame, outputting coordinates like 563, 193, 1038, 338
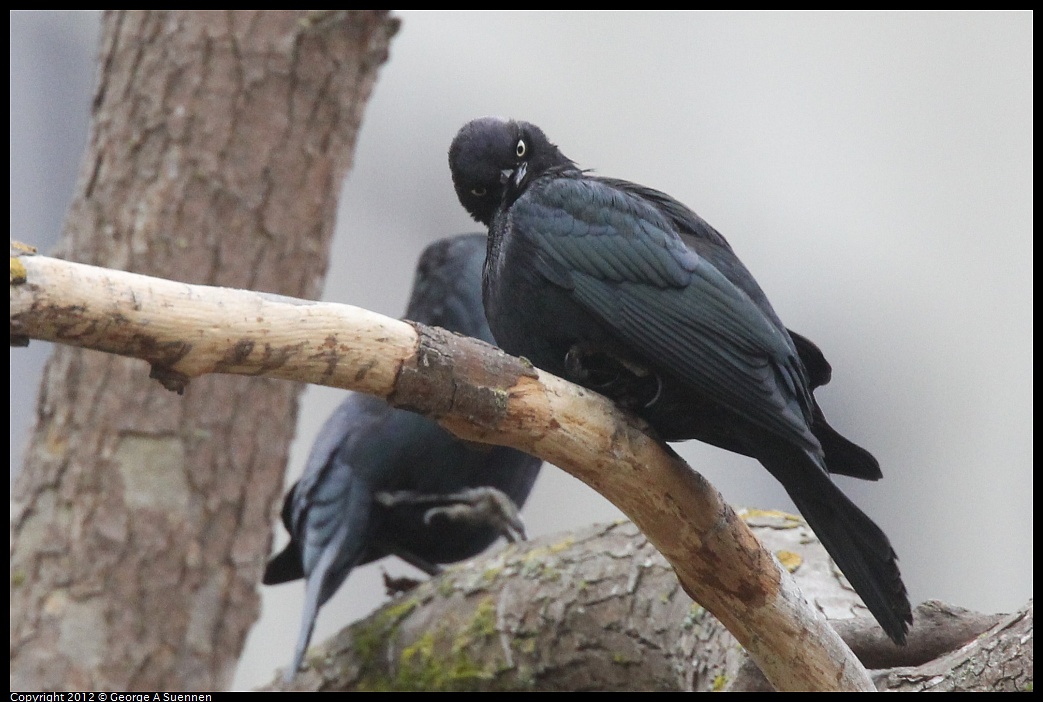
11, 244, 878, 691
261, 520, 1022, 691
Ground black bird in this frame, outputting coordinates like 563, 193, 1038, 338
263, 233, 543, 679
449, 117, 911, 644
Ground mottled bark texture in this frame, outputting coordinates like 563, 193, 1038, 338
880, 601, 1032, 692
10, 10, 398, 691
263, 520, 1030, 692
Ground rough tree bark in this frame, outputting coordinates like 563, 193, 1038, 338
9, 10, 398, 691
259, 520, 1030, 692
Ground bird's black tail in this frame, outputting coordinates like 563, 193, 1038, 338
263, 541, 305, 585
786, 330, 883, 482
286, 565, 324, 683
284, 532, 347, 683
811, 402, 883, 481
768, 451, 912, 645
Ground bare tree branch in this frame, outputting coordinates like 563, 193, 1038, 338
12, 243, 880, 691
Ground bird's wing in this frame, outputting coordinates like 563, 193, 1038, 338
596, 177, 834, 390
290, 394, 385, 592
280, 395, 380, 680
594, 176, 735, 251
514, 176, 816, 447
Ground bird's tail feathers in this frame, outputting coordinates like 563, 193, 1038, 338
263, 541, 305, 585
811, 404, 882, 481
285, 570, 323, 683
284, 528, 350, 683
772, 454, 912, 645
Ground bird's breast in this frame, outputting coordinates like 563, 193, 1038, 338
483, 223, 595, 379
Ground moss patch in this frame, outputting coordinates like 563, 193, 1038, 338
356, 595, 521, 691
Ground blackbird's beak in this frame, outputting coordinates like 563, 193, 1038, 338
501, 161, 527, 189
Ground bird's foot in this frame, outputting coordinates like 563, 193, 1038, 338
564, 344, 663, 409
376, 487, 527, 542
382, 570, 426, 596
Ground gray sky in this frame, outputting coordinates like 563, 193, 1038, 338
10, 11, 1032, 690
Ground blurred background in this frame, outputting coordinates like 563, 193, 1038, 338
10, 11, 1032, 689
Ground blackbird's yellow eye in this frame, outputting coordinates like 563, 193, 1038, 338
471, 187, 487, 197
516, 139, 526, 158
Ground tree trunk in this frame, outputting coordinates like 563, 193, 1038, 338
10, 10, 398, 691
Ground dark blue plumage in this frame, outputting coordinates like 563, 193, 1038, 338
449, 117, 911, 645
263, 233, 543, 679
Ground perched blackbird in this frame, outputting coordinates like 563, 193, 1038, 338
449, 117, 911, 644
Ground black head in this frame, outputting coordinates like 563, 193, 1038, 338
449, 117, 574, 226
